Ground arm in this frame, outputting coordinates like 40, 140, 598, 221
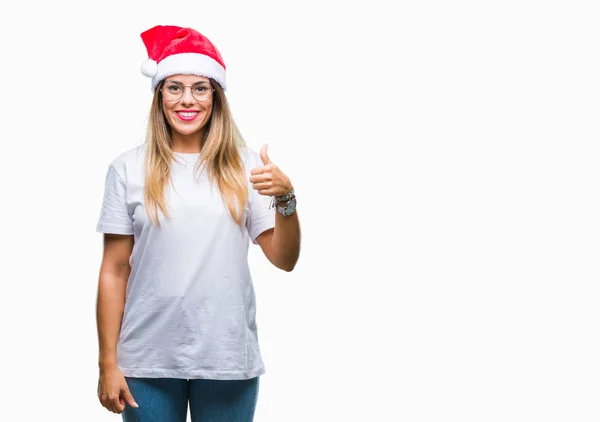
96, 233, 138, 413
256, 207, 301, 272
249, 144, 301, 271
96, 233, 134, 370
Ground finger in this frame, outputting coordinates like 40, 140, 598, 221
114, 398, 125, 414
250, 166, 267, 176
109, 396, 122, 413
249, 174, 271, 183
99, 394, 109, 409
252, 182, 272, 191
260, 144, 271, 165
122, 387, 139, 408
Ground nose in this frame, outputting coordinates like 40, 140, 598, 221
180, 86, 196, 105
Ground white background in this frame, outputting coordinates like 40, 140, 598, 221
0, 0, 598, 421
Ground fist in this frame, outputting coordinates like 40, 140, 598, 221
249, 144, 293, 197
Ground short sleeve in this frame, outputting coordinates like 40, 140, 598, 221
96, 164, 134, 235
245, 149, 276, 245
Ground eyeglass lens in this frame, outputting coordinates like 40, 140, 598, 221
163, 82, 213, 101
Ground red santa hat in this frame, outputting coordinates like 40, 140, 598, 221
140, 25, 227, 91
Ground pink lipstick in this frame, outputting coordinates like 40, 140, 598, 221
176, 110, 199, 121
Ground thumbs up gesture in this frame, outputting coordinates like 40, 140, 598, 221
249, 144, 293, 197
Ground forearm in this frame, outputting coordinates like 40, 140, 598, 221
96, 272, 128, 370
271, 209, 301, 271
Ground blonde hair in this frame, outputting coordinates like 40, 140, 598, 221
143, 78, 249, 227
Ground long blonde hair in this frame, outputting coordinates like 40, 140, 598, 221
143, 78, 249, 227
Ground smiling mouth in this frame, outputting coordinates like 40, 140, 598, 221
176, 111, 199, 121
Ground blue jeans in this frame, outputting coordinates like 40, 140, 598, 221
122, 376, 259, 422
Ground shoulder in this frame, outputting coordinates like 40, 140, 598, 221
108, 143, 147, 181
110, 143, 146, 167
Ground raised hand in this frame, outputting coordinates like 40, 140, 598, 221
249, 144, 293, 197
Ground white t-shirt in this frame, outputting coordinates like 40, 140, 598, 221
96, 143, 275, 380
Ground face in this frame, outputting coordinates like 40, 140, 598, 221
161, 74, 214, 140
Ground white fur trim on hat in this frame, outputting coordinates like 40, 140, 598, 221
150, 52, 227, 91
141, 59, 158, 77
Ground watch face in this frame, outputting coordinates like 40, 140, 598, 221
285, 198, 297, 215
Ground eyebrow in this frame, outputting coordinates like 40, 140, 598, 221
165, 80, 210, 85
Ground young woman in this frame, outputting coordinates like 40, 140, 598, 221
95, 25, 301, 422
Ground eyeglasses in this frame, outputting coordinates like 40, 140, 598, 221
161, 81, 215, 102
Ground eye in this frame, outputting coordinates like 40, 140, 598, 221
166, 84, 182, 92
194, 86, 208, 92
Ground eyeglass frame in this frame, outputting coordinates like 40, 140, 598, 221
159, 80, 216, 102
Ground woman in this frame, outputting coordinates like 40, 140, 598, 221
95, 25, 301, 422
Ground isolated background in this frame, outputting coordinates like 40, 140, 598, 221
0, 0, 598, 421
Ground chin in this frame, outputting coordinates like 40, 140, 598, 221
171, 119, 203, 131
175, 125, 206, 136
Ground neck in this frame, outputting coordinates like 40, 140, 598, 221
171, 132, 204, 153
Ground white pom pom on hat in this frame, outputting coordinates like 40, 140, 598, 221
139, 25, 227, 92
140, 59, 158, 77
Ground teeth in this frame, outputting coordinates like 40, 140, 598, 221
178, 112, 198, 117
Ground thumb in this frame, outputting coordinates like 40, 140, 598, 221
260, 143, 271, 165
122, 386, 139, 408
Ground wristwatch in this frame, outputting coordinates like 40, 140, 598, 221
275, 196, 297, 216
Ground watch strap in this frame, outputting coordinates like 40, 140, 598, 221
274, 196, 297, 216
